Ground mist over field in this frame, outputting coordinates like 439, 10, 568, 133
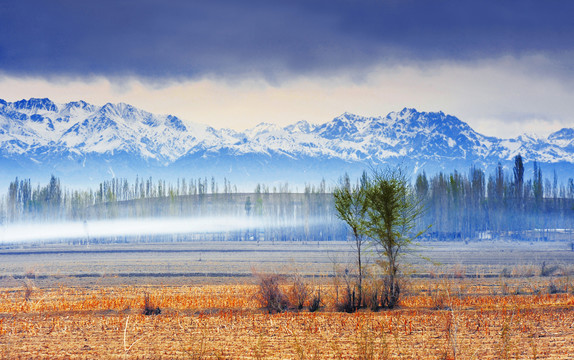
0, 216, 314, 243
2, 157, 574, 247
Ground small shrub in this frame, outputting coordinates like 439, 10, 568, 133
363, 286, 380, 312
540, 262, 559, 277
452, 264, 466, 279
501, 282, 510, 296
289, 274, 310, 311
547, 280, 567, 294
254, 273, 289, 313
547, 283, 560, 294
334, 267, 358, 312
308, 289, 322, 312
24, 269, 36, 279
22, 279, 34, 302
142, 293, 161, 316
380, 277, 400, 309
431, 288, 450, 310
500, 267, 512, 278
361, 268, 384, 312
518, 265, 537, 278
336, 285, 356, 313
362, 274, 384, 312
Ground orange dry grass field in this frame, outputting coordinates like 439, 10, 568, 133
1, 280, 574, 359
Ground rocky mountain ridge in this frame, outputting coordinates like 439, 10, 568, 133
1, 97, 573, 187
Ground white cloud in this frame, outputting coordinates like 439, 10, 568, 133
1, 55, 572, 138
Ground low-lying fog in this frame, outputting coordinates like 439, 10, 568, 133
0, 216, 296, 243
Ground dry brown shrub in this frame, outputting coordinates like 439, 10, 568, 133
363, 285, 380, 312
142, 292, 161, 316
22, 279, 34, 302
452, 264, 466, 279
308, 288, 322, 312
336, 285, 356, 313
333, 266, 361, 312
24, 268, 36, 279
253, 273, 289, 313
289, 273, 310, 311
429, 281, 453, 310
362, 273, 385, 312
540, 261, 559, 277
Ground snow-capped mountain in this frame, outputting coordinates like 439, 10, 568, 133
0, 98, 224, 163
1, 97, 574, 187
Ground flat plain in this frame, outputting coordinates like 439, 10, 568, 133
1, 240, 573, 359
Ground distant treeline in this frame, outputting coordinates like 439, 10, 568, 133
2, 175, 329, 223
2, 155, 573, 243
415, 156, 574, 240
1, 175, 338, 244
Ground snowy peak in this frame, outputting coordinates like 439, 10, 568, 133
547, 128, 574, 149
309, 109, 493, 161
64, 100, 94, 110
60, 101, 96, 116
315, 112, 370, 140
548, 128, 574, 144
0, 98, 224, 161
396, 107, 418, 118
98, 102, 150, 124
13, 98, 58, 113
1, 97, 574, 174
284, 120, 315, 134
549, 128, 574, 140
165, 115, 187, 132
244, 122, 285, 138
384, 108, 472, 135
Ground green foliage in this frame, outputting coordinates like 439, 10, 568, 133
363, 167, 428, 308
333, 173, 366, 239
334, 166, 428, 309
333, 172, 368, 309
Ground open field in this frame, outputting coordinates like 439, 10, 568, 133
1, 240, 573, 286
0, 280, 573, 359
1, 240, 574, 358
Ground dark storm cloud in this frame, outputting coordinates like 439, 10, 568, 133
1, 0, 573, 80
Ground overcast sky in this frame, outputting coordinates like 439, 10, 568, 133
1, 0, 573, 138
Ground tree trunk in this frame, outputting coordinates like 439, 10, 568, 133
355, 228, 363, 309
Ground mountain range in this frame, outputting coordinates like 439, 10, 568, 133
1, 97, 573, 189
